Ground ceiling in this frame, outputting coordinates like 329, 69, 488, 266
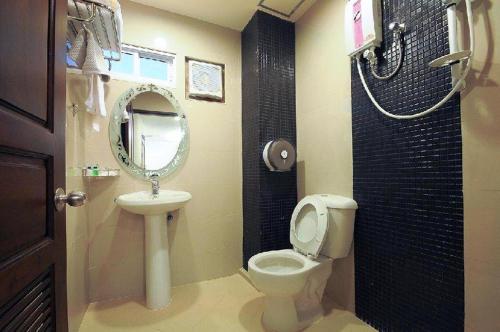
129, 0, 317, 31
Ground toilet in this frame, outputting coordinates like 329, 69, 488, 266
248, 194, 358, 332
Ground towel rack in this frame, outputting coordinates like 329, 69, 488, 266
67, 0, 122, 61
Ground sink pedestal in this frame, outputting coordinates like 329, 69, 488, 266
115, 190, 192, 310
145, 214, 171, 310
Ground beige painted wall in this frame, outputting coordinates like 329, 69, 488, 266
461, 1, 500, 331
66, 0, 242, 306
296, 0, 355, 311
66, 106, 90, 331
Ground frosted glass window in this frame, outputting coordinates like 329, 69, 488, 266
66, 54, 77, 68
66, 41, 78, 68
140, 57, 169, 81
67, 43, 175, 87
111, 52, 135, 75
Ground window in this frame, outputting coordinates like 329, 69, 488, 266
66, 43, 176, 87
110, 44, 176, 87
111, 51, 135, 75
66, 41, 78, 68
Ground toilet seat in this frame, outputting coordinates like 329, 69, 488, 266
290, 196, 329, 258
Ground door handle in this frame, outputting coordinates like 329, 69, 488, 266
54, 188, 87, 211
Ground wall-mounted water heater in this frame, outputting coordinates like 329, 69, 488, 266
345, 0, 383, 58
345, 0, 476, 120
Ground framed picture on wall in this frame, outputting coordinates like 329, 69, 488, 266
185, 57, 225, 103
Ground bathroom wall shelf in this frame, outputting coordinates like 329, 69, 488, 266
82, 168, 120, 178
67, 0, 122, 61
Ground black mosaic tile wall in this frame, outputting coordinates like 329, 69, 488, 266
352, 1, 463, 331
242, 11, 296, 269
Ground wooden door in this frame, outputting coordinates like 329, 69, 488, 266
0, 0, 68, 331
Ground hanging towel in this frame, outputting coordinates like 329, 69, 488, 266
85, 74, 107, 117
97, 0, 123, 49
68, 28, 87, 68
83, 28, 109, 117
67, 0, 123, 56
72, 26, 108, 117
81, 26, 109, 79
67, 0, 124, 117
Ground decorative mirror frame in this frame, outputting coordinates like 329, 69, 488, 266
109, 84, 189, 179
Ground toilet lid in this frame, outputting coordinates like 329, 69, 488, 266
290, 196, 328, 258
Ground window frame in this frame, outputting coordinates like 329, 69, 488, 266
111, 44, 176, 87
67, 43, 176, 88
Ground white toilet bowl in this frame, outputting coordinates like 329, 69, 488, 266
249, 249, 332, 332
248, 194, 358, 332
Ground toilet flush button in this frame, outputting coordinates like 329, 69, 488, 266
281, 150, 288, 159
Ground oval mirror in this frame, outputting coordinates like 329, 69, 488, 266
109, 84, 189, 179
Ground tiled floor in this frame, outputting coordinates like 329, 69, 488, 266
79, 274, 376, 332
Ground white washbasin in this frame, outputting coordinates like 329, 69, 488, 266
116, 190, 192, 215
115, 189, 191, 310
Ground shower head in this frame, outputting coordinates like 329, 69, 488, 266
428, 50, 472, 68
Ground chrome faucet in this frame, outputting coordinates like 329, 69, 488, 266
150, 173, 160, 196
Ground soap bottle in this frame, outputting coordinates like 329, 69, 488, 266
92, 163, 99, 176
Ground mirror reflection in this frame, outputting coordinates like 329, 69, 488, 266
110, 84, 189, 179
121, 92, 182, 171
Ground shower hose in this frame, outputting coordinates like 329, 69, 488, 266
356, 0, 475, 120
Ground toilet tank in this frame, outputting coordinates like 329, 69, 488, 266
314, 194, 358, 259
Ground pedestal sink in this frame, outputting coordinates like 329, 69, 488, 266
115, 190, 191, 310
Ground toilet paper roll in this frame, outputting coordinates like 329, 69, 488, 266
263, 139, 296, 172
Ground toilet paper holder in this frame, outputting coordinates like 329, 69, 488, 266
263, 139, 296, 172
